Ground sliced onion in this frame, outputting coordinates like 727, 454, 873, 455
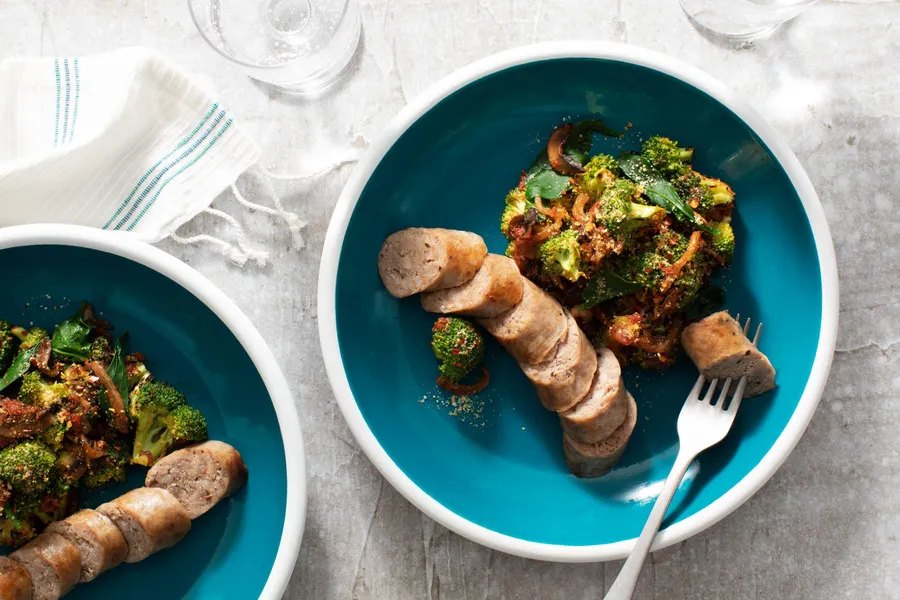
437, 367, 490, 395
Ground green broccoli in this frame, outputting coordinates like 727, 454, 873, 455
580, 154, 621, 198
126, 355, 151, 390
622, 231, 691, 290
539, 229, 584, 282
0, 441, 55, 498
131, 381, 201, 466
18, 371, 68, 409
673, 170, 734, 212
167, 405, 208, 446
641, 135, 694, 178
83, 440, 130, 489
708, 221, 735, 263
431, 317, 484, 383
596, 179, 666, 237
673, 254, 714, 309
89, 337, 112, 363
10, 327, 48, 350
0, 321, 18, 373
39, 419, 69, 452
500, 189, 533, 239
0, 513, 38, 548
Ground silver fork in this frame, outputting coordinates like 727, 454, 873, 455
603, 317, 762, 600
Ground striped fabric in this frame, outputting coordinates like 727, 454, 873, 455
0, 48, 261, 244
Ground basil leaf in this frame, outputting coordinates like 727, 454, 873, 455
525, 150, 570, 201
106, 335, 130, 413
0, 344, 41, 392
618, 154, 712, 232
581, 269, 645, 308
566, 119, 624, 166
51, 302, 93, 361
684, 286, 725, 321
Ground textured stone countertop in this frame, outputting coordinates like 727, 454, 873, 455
2, 1, 898, 598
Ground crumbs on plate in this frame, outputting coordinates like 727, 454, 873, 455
420, 388, 488, 429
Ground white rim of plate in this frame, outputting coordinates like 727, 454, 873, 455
0, 224, 307, 597
318, 41, 839, 562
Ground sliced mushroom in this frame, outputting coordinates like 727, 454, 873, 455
547, 124, 584, 175
32, 338, 60, 377
0, 398, 53, 438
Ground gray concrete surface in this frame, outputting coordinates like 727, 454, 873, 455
2, 1, 898, 598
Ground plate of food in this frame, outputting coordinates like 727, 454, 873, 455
319, 42, 838, 561
0, 225, 305, 599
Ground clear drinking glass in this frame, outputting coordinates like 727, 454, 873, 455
188, 0, 361, 95
677, 0, 818, 40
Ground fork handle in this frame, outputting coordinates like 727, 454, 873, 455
603, 449, 697, 600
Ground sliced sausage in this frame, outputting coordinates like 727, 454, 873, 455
560, 348, 628, 443
0, 556, 32, 600
377, 228, 487, 298
9, 533, 80, 600
45, 509, 127, 583
96, 487, 191, 563
420, 254, 524, 318
681, 311, 776, 397
478, 278, 567, 364
563, 391, 638, 478
519, 311, 597, 412
146, 441, 248, 520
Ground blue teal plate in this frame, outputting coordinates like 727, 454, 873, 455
319, 43, 838, 561
0, 226, 305, 597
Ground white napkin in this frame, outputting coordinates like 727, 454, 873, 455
0, 47, 307, 266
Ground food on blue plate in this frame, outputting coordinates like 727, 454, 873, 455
145, 441, 248, 520
0, 302, 209, 548
8, 531, 81, 600
501, 127, 736, 369
378, 228, 487, 298
563, 391, 638, 478
518, 311, 597, 412
421, 254, 524, 318
0, 555, 32, 600
559, 347, 628, 444
96, 487, 191, 564
45, 509, 127, 583
478, 278, 568, 364
430, 317, 489, 394
681, 311, 776, 397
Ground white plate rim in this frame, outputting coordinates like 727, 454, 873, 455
317, 41, 839, 562
0, 224, 307, 597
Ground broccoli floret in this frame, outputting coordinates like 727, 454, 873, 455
596, 179, 666, 237
0, 321, 18, 373
126, 355, 151, 390
131, 381, 188, 466
0, 513, 38, 548
674, 254, 714, 309
0, 441, 55, 497
83, 441, 130, 489
18, 371, 68, 409
167, 405, 208, 446
431, 317, 484, 383
11, 327, 48, 350
708, 221, 735, 263
39, 419, 69, 452
539, 229, 584, 282
623, 231, 691, 290
673, 170, 734, 212
641, 135, 693, 178
500, 189, 533, 239
89, 337, 112, 363
580, 154, 621, 198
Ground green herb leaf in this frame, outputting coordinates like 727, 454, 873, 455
525, 150, 570, 201
581, 269, 645, 308
684, 286, 725, 321
106, 335, 130, 413
618, 153, 712, 232
0, 344, 41, 392
566, 119, 623, 166
51, 302, 93, 362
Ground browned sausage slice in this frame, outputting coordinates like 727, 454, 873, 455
45, 509, 127, 583
478, 278, 567, 364
519, 312, 597, 412
9, 533, 80, 600
563, 391, 637, 478
681, 311, 776, 397
146, 441, 248, 520
559, 347, 628, 443
0, 556, 32, 600
377, 228, 487, 298
96, 487, 191, 563
420, 254, 524, 318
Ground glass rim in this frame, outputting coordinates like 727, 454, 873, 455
187, 0, 357, 70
